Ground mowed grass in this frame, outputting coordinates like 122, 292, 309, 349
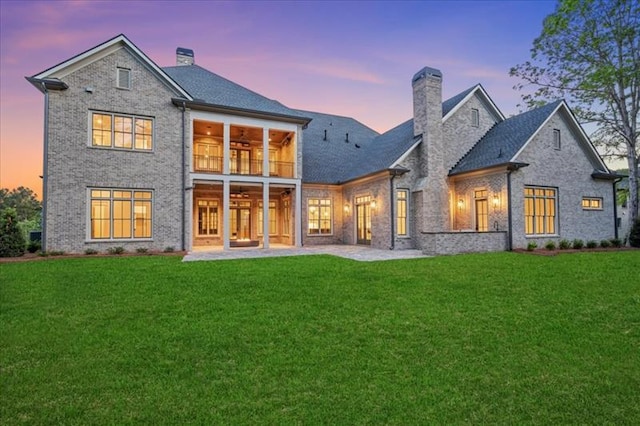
1, 252, 639, 424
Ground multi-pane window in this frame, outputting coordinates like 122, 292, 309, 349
197, 199, 219, 235
90, 189, 152, 239
308, 198, 332, 235
258, 201, 277, 235
471, 108, 479, 127
582, 197, 602, 210
474, 189, 488, 232
282, 199, 291, 236
396, 190, 408, 236
91, 112, 153, 150
553, 129, 561, 150
524, 187, 557, 235
117, 68, 131, 89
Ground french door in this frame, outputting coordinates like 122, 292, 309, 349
230, 201, 251, 240
356, 195, 372, 245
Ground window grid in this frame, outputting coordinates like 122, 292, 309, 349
582, 197, 602, 210
197, 199, 219, 236
91, 112, 153, 150
474, 189, 488, 232
524, 187, 557, 235
90, 189, 152, 240
117, 68, 131, 89
308, 198, 332, 235
258, 201, 277, 235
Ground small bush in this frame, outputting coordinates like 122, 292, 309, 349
586, 240, 598, 249
107, 246, 125, 255
136, 247, 149, 254
47, 250, 65, 256
630, 218, 640, 248
27, 240, 41, 253
545, 241, 556, 250
599, 239, 611, 248
0, 208, 26, 257
558, 239, 571, 250
572, 239, 584, 250
527, 242, 537, 251
610, 238, 622, 248
85, 248, 98, 255
163, 246, 175, 253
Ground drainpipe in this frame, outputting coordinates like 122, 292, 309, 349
506, 169, 513, 251
40, 82, 49, 252
180, 101, 186, 251
389, 173, 396, 250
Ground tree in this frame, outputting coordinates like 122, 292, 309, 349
0, 208, 26, 257
510, 0, 640, 239
0, 186, 41, 222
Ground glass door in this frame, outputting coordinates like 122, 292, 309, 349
230, 201, 251, 240
356, 196, 372, 245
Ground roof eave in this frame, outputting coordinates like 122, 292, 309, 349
448, 161, 529, 177
173, 98, 312, 126
26, 76, 69, 93
591, 171, 624, 180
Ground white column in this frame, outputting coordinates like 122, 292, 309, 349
223, 179, 230, 250
262, 182, 269, 249
263, 128, 269, 177
223, 123, 230, 175
295, 181, 302, 247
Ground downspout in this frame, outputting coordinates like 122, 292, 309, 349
613, 176, 622, 240
389, 174, 396, 250
40, 82, 49, 253
180, 101, 186, 251
506, 169, 513, 251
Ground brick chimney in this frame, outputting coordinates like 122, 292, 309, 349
176, 47, 194, 66
412, 66, 449, 232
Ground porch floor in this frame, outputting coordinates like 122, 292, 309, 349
184, 244, 429, 262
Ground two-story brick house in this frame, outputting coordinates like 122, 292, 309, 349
28, 34, 618, 255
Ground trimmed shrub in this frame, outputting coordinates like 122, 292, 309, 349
599, 239, 611, 248
107, 246, 125, 255
558, 239, 571, 250
163, 246, 175, 253
27, 240, 41, 253
572, 239, 584, 250
527, 242, 537, 251
545, 241, 556, 250
610, 238, 623, 248
630, 218, 640, 248
47, 250, 65, 256
586, 240, 598, 249
85, 248, 98, 255
0, 208, 26, 257
136, 247, 149, 254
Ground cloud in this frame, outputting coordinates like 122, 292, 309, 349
289, 60, 386, 85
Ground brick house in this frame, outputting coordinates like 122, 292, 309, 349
28, 34, 619, 255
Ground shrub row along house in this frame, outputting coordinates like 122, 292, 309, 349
28, 34, 620, 255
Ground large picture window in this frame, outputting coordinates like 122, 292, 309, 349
396, 189, 408, 236
90, 189, 152, 240
91, 112, 153, 150
308, 198, 332, 235
524, 187, 557, 235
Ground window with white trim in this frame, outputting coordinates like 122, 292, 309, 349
582, 197, 602, 210
396, 189, 408, 236
524, 186, 557, 235
197, 199, 219, 236
117, 68, 131, 89
91, 112, 153, 150
308, 198, 332, 235
553, 129, 561, 150
90, 189, 152, 239
471, 108, 479, 127
258, 201, 277, 235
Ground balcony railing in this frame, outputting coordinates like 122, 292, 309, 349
193, 155, 294, 178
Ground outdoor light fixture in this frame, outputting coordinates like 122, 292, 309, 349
457, 199, 464, 209
344, 203, 350, 214
370, 200, 377, 209
492, 194, 500, 209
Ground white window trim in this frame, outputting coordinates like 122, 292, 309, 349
471, 108, 479, 127
86, 187, 154, 242
582, 197, 603, 211
116, 67, 131, 90
553, 129, 561, 150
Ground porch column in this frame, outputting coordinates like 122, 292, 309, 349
263, 182, 270, 249
263, 128, 269, 177
223, 123, 230, 175
223, 180, 230, 250
295, 181, 302, 247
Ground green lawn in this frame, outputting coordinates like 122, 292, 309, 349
1, 251, 639, 424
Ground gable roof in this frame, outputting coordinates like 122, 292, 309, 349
27, 34, 190, 98
449, 100, 609, 176
163, 65, 309, 122
443, 84, 505, 122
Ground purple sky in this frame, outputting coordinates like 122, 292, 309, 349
0, 0, 557, 196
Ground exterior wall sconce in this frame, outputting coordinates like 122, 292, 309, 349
344, 203, 350, 214
370, 200, 377, 209
492, 194, 500, 210
457, 199, 464, 209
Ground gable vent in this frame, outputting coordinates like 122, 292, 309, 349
116, 68, 130, 89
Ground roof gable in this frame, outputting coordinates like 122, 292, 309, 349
442, 84, 505, 123
29, 34, 190, 98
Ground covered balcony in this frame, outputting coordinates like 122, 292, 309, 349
192, 120, 296, 178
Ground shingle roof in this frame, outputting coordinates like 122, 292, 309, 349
163, 65, 307, 119
449, 100, 563, 175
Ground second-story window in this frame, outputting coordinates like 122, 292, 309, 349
117, 67, 131, 89
471, 108, 479, 127
553, 129, 561, 150
91, 112, 153, 151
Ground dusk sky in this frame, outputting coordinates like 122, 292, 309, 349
0, 0, 558, 197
